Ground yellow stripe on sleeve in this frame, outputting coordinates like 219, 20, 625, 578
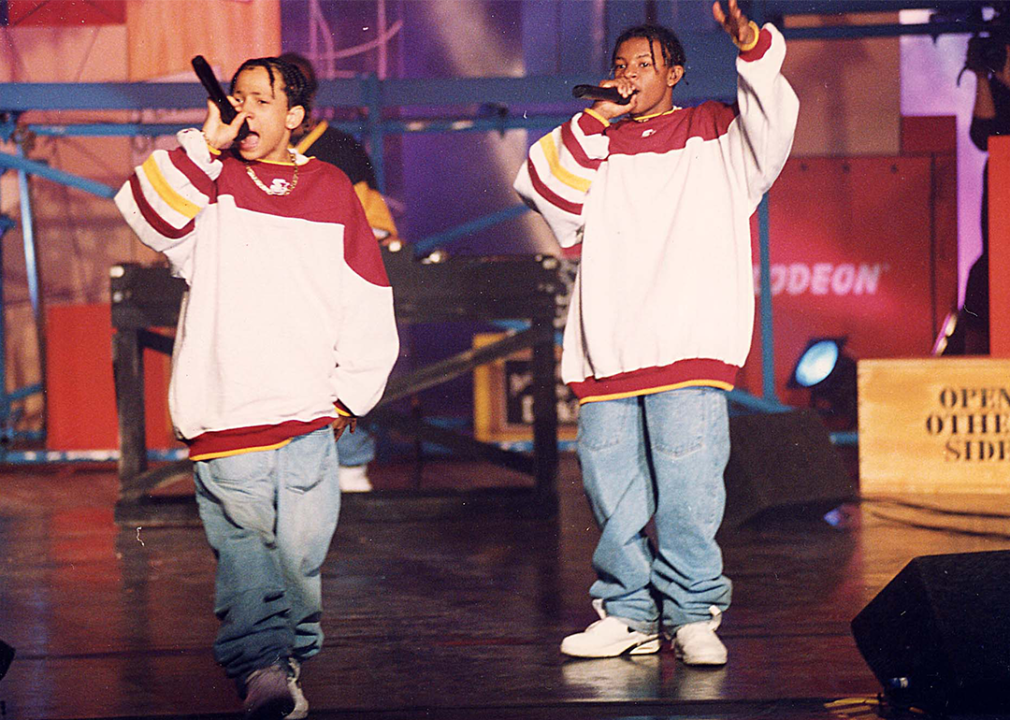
141, 155, 201, 220
583, 108, 611, 127
537, 134, 592, 193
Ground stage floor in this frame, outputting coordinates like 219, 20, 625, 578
3, 453, 1010, 720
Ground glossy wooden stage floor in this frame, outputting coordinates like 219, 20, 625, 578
3, 454, 1010, 720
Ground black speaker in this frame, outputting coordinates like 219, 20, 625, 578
0, 639, 13, 682
722, 409, 855, 528
851, 551, 1010, 716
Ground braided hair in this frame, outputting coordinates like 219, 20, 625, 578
277, 52, 319, 99
612, 25, 686, 75
230, 57, 313, 114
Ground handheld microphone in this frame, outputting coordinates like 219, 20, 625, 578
572, 84, 633, 105
191, 55, 250, 141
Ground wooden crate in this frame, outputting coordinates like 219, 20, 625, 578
858, 358, 1010, 494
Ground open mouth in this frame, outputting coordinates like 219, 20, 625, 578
239, 132, 260, 151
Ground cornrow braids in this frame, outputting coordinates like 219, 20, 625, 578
277, 52, 319, 98
231, 57, 313, 115
612, 24, 687, 75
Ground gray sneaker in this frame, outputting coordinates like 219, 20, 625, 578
285, 659, 309, 720
243, 664, 295, 719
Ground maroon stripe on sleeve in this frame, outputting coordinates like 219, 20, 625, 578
128, 173, 194, 239
343, 186, 391, 288
561, 121, 602, 170
740, 27, 772, 62
167, 148, 216, 200
528, 160, 583, 216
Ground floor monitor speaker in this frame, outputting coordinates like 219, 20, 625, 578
723, 409, 855, 528
851, 551, 1010, 716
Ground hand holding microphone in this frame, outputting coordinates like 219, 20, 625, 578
573, 78, 638, 119
192, 55, 250, 148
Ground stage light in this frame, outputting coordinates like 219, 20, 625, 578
0, 640, 14, 682
421, 249, 447, 264
932, 311, 959, 356
789, 337, 857, 424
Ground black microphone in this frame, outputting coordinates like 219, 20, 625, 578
572, 84, 633, 105
191, 55, 250, 141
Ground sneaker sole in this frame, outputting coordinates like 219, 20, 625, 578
247, 697, 296, 720
560, 637, 661, 658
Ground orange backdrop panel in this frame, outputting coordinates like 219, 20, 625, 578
126, 0, 281, 81
45, 304, 177, 451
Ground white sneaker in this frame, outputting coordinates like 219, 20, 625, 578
285, 659, 309, 720
560, 599, 661, 658
339, 464, 372, 492
674, 606, 727, 666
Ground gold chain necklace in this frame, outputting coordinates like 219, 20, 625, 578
245, 149, 299, 196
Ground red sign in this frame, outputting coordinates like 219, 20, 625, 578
5, 1, 126, 26
738, 153, 957, 408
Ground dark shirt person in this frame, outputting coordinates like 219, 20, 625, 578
961, 33, 1010, 352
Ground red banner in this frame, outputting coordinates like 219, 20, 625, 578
738, 147, 958, 408
5, 1, 125, 26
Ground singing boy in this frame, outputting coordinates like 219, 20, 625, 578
115, 57, 398, 717
514, 0, 798, 663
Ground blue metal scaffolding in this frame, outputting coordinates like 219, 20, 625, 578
1, 4, 981, 459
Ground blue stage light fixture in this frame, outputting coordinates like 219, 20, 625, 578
793, 339, 841, 388
789, 337, 857, 425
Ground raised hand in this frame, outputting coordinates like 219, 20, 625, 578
713, 0, 756, 47
201, 98, 248, 150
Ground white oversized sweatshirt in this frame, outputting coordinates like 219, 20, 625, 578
515, 24, 799, 403
115, 129, 399, 458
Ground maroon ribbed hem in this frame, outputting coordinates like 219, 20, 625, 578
569, 359, 739, 402
187, 415, 336, 460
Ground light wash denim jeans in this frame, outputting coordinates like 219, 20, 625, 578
576, 386, 732, 633
193, 426, 340, 680
336, 424, 375, 467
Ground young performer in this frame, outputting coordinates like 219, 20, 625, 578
514, 0, 798, 663
115, 58, 398, 717
278, 51, 401, 492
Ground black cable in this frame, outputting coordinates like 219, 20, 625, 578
865, 508, 1010, 541
861, 495, 1010, 521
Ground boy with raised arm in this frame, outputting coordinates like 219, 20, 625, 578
515, 1, 798, 663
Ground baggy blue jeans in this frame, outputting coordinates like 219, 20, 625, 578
193, 426, 340, 680
576, 386, 732, 633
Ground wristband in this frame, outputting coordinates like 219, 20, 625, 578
734, 21, 761, 52
201, 131, 221, 155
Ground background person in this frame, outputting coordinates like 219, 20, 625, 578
279, 51, 402, 492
